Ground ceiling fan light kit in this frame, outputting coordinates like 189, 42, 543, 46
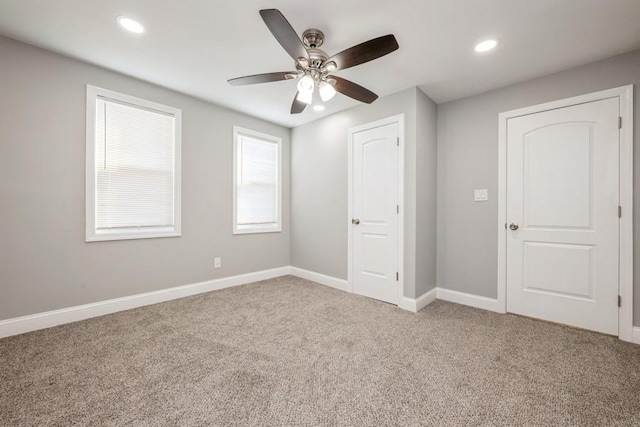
296, 88, 313, 105
297, 74, 315, 93
319, 81, 336, 102
228, 9, 399, 114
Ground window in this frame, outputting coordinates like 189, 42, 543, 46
86, 85, 181, 241
233, 126, 282, 234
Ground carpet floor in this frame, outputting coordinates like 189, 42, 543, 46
1, 275, 639, 426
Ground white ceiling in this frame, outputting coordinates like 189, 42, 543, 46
1, 0, 639, 128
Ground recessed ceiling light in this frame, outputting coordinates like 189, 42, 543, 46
313, 105, 325, 112
474, 39, 498, 53
117, 16, 145, 34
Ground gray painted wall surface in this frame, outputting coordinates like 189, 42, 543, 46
291, 87, 438, 299
436, 49, 640, 325
416, 90, 438, 295
0, 36, 291, 320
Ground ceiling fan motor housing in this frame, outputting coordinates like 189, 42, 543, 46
307, 47, 328, 69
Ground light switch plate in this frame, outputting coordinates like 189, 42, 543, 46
474, 189, 488, 202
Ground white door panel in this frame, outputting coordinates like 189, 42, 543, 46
352, 122, 399, 304
523, 242, 593, 298
506, 98, 619, 335
524, 124, 592, 228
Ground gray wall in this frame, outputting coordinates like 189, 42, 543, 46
291, 87, 438, 299
416, 90, 438, 296
436, 49, 640, 325
0, 36, 291, 320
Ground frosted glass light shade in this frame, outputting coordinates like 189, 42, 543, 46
297, 75, 315, 93
319, 81, 336, 102
296, 89, 312, 105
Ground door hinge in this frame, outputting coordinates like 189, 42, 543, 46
396, 272, 399, 281
396, 137, 399, 147
397, 205, 399, 214
618, 116, 622, 129
618, 205, 622, 218
618, 295, 621, 307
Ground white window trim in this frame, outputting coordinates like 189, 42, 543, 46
85, 85, 182, 242
232, 126, 282, 235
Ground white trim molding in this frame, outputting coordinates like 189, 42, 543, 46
0, 267, 290, 339
85, 85, 182, 242
617, 86, 634, 343
497, 85, 634, 342
398, 288, 437, 313
436, 288, 502, 313
3, 266, 635, 344
289, 267, 349, 292
232, 126, 283, 235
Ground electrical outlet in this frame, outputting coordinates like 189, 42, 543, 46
474, 189, 488, 202
214, 257, 221, 268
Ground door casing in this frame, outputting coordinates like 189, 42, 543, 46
497, 85, 634, 342
348, 114, 405, 304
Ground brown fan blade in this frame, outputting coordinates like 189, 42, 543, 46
330, 76, 378, 104
228, 72, 297, 86
326, 35, 398, 71
260, 9, 308, 62
291, 92, 307, 114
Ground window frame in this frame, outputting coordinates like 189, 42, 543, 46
85, 85, 182, 242
232, 126, 282, 235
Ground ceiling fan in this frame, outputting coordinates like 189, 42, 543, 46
228, 9, 399, 114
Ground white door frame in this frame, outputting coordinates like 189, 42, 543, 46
497, 85, 634, 342
348, 114, 405, 304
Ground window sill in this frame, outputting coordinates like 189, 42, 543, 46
86, 227, 180, 242
233, 224, 281, 235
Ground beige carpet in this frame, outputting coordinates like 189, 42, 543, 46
1, 275, 639, 426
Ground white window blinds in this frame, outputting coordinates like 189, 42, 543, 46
95, 97, 175, 230
86, 85, 181, 242
234, 128, 281, 234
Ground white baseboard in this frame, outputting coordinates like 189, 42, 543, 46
633, 327, 640, 345
9, 266, 624, 341
398, 287, 437, 313
289, 266, 349, 292
0, 266, 290, 339
436, 288, 503, 313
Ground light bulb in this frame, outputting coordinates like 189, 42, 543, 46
297, 75, 315, 93
313, 105, 325, 112
296, 90, 312, 105
319, 81, 336, 102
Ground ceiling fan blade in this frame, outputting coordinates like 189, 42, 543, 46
291, 92, 307, 114
260, 9, 309, 62
326, 35, 399, 71
330, 76, 378, 104
228, 72, 297, 86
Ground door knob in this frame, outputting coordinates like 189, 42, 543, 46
352, 219, 360, 225
509, 223, 519, 231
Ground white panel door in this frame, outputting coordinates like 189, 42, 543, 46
352, 122, 399, 304
506, 98, 619, 335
